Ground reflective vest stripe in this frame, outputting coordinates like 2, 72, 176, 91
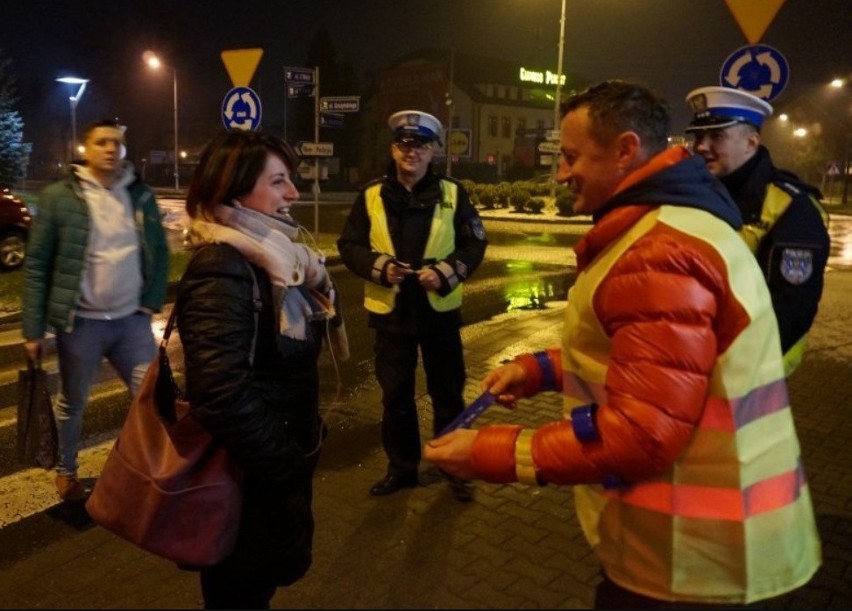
700, 377, 789, 432
363, 180, 462, 313
604, 461, 807, 521
745, 460, 807, 516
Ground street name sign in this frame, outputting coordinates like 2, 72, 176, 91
296, 141, 334, 156
320, 112, 345, 128
287, 84, 315, 98
285, 67, 315, 84
320, 96, 360, 112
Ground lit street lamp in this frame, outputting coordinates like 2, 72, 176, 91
56, 76, 89, 162
549, 0, 567, 200
143, 51, 180, 191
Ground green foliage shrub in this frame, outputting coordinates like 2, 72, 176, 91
555, 188, 576, 216
509, 185, 532, 212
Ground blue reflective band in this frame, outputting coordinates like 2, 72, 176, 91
533, 351, 557, 391
439, 391, 497, 436
571, 403, 600, 443
602, 474, 625, 489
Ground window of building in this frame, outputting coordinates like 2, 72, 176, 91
501, 117, 512, 139
488, 115, 498, 137
536, 118, 546, 131
517, 118, 526, 134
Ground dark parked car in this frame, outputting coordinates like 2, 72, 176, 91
0, 183, 32, 270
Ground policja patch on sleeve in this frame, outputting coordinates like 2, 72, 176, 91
780, 248, 814, 285
470, 217, 486, 241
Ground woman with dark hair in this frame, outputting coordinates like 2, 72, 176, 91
176, 129, 343, 608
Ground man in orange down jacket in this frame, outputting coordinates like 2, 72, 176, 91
424, 80, 821, 609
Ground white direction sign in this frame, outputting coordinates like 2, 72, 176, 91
538, 141, 560, 154
320, 96, 360, 112
296, 141, 334, 156
285, 67, 315, 84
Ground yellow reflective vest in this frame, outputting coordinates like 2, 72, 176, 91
363, 180, 462, 314
559, 206, 821, 603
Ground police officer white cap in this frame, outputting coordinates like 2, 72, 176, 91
685, 86, 773, 133
388, 110, 444, 146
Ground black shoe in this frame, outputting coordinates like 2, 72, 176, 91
446, 475, 473, 503
369, 472, 418, 496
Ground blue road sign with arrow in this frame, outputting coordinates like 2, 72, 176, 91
221, 86, 262, 130
720, 44, 789, 102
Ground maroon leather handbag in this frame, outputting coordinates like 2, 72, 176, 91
86, 262, 260, 567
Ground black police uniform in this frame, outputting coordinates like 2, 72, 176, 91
337, 162, 487, 481
720, 145, 830, 359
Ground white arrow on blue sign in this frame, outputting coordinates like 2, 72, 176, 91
720, 44, 789, 102
221, 87, 262, 131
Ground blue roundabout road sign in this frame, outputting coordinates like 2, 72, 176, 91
720, 44, 789, 102
221, 86, 262, 131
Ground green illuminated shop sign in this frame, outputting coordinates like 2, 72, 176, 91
519, 67, 565, 86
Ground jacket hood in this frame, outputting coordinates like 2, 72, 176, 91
599, 151, 743, 230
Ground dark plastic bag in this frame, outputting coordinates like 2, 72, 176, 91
17, 357, 58, 469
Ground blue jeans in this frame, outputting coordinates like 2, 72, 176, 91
54, 312, 156, 476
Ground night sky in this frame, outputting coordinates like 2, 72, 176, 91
3, 0, 851, 167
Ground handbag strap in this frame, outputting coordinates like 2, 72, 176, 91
156, 259, 263, 424
162, 258, 262, 364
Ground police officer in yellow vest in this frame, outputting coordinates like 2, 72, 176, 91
685, 86, 830, 375
338, 110, 487, 500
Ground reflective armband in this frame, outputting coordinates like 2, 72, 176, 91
570, 404, 625, 489
602, 474, 625, 489
533, 350, 558, 391
514, 429, 540, 486
570, 403, 600, 443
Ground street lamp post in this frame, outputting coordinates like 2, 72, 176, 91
143, 51, 180, 191
56, 76, 89, 162
549, 0, 567, 200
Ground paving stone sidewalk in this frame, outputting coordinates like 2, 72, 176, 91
0, 282, 850, 609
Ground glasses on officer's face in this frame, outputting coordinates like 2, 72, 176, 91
393, 140, 432, 153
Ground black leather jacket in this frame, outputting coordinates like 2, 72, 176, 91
175, 242, 323, 584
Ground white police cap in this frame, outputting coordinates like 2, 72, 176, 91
685, 86, 773, 133
388, 110, 444, 146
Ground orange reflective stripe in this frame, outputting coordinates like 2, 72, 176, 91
611, 482, 745, 520
605, 462, 807, 521
698, 395, 735, 431
744, 460, 806, 516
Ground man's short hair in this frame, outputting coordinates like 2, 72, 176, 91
82, 119, 126, 141
560, 80, 671, 153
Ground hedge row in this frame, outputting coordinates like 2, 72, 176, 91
458, 179, 577, 216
